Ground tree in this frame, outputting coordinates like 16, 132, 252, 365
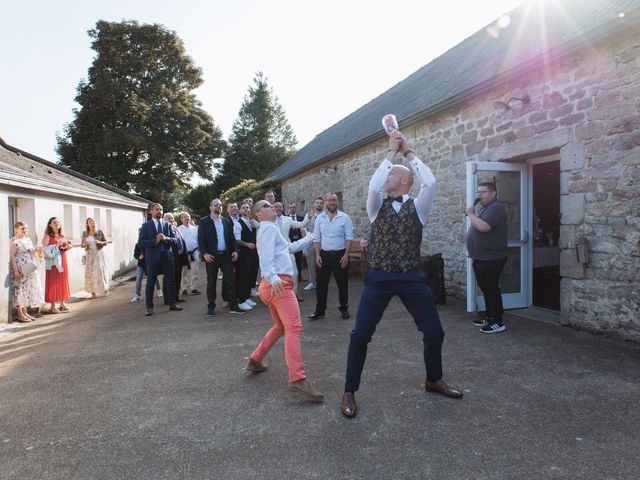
56, 20, 226, 208
216, 72, 297, 192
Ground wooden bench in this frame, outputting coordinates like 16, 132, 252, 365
348, 240, 368, 277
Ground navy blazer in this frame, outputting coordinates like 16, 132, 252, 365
138, 219, 179, 263
198, 215, 238, 257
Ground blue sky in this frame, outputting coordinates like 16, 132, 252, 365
0, 0, 524, 165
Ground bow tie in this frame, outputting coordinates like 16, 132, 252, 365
393, 196, 405, 203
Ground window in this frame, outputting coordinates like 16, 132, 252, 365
63, 203, 74, 240
8, 198, 17, 239
93, 208, 101, 230
105, 208, 112, 237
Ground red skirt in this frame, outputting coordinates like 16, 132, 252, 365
45, 249, 71, 302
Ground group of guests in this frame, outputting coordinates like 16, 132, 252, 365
9, 217, 110, 323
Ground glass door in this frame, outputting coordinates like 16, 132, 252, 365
466, 162, 529, 312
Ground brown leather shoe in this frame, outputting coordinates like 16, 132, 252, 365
341, 392, 357, 418
145, 308, 153, 317
287, 378, 324, 402
246, 358, 268, 372
425, 379, 463, 398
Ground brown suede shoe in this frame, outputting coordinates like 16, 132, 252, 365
287, 378, 324, 402
341, 392, 357, 418
246, 358, 268, 372
424, 379, 463, 398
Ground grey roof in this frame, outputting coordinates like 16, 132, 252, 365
271, 0, 640, 181
0, 137, 149, 208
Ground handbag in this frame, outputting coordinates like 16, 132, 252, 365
19, 261, 38, 276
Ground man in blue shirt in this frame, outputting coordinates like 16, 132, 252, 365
310, 193, 354, 320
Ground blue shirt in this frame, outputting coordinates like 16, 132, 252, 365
313, 210, 354, 251
211, 216, 227, 252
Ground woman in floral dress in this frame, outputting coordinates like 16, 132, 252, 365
10, 222, 44, 323
42, 217, 72, 314
81, 218, 109, 298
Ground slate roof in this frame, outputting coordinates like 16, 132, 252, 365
271, 0, 640, 181
0, 137, 149, 208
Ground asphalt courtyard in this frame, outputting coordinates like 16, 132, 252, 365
1, 271, 639, 480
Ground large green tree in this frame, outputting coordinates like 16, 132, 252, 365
57, 20, 225, 208
216, 72, 297, 192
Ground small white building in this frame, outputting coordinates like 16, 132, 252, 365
1, 137, 148, 322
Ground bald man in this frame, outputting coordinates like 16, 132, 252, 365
340, 130, 463, 419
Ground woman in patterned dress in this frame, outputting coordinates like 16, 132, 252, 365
10, 222, 44, 323
42, 217, 72, 314
81, 218, 109, 298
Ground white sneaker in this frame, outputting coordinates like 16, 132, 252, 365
156, 290, 163, 297
131, 295, 141, 303
246, 299, 257, 307
250, 288, 259, 297
238, 301, 253, 311
304, 283, 316, 291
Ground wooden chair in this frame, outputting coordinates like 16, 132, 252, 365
348, 240, 368, 277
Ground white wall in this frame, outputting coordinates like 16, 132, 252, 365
2, 190, 146, 321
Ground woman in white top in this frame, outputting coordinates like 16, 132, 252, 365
81, 218, 109, 298
10, 222, 44, 322
245, 200, 324, 402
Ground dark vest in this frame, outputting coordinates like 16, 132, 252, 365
239, 219, 257, 254
368, 198, 423, 273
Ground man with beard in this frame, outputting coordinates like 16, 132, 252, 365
303, 197, 325, 291
309, 193, 354, 320
198, 199, 244, 316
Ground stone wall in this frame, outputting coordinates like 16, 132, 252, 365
282, 29, 640, 341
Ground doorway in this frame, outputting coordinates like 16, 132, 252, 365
530, 159, 560, 311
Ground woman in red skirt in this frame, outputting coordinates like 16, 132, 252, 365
42, 217, 72, 314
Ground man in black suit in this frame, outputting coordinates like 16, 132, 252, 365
198, 198, 244, 316
137, 203, 183, 317
288, 203, 305, 282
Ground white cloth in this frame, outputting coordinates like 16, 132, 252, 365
367, 156, 437, 225
233, 217, 254, 241
276, 215, 310, 244
257, 221, 314, 286
43, 245, 63, 272
178, 224, 199, 252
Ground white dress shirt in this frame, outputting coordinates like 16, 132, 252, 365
367, 156, 436, 225
178, 224, 199, 252
233, 217, 253, 241
275, 214, 311, 244
257, 222, 314, 285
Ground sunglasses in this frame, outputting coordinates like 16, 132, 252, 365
211, 203, 222, 207
260, 203, 272, 209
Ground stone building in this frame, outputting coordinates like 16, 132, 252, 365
1, 137, 148, 322
270, 0, 640, 341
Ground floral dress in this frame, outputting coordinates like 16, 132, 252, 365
84, 234, 109, 295
11, 236, 44, 307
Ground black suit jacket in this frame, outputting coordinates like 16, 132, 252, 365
198, 215, 238, 257
288, 214, 304, 241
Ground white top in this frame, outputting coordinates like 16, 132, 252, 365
257, 221, 314, 285
275, 214, 310, 244
178, 224, 199, 251
367, 156, 437, 225
233, 217, 254, 241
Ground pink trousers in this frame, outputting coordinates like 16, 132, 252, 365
250, 275, 306, 382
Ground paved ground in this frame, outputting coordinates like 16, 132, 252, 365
1, 272, 639, 480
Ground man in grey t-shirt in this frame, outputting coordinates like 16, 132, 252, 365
466, 182, 508, 333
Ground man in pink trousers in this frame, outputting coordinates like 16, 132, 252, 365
247, 200, 324, 402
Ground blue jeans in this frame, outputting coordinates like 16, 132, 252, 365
135, 266, 160, 297
345, 268, 444, 392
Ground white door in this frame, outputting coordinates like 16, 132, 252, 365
466, 162, 529, 312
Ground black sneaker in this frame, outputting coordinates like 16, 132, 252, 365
229, 306, 246, 315
473, 316, 489, 326
207, 308, 215, 317
480, 322, 506, 334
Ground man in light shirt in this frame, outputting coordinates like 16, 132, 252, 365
233, 203, 259, 311
178, 212, 201, 296
340, 130, 463, 419
245, 200, 324, 403
309, 193, 354, 320
303, 197, 325, 291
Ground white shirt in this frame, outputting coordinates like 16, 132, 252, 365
233, 217, 253, 241
178, 224, 199, 251
257, 221, 314, 285
367, 156, 436, 225
275, 214, 311, 244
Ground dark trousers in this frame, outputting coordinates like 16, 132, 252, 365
221, 263, 236, 302
237, 251, 259, 303
162, 256, 183, 302
315, 249, 349, 314
472, 257, 507, 323
294, 251, 303, 279
345, 268, 444, 392
205, 253, 237, 311
145, 253, 175, 309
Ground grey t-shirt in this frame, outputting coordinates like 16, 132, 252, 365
466, 199, 508, 260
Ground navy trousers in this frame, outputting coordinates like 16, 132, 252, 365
345, 268, 444, 392
145, 253, 176, 309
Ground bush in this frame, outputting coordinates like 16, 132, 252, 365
220, 178, 280, 204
